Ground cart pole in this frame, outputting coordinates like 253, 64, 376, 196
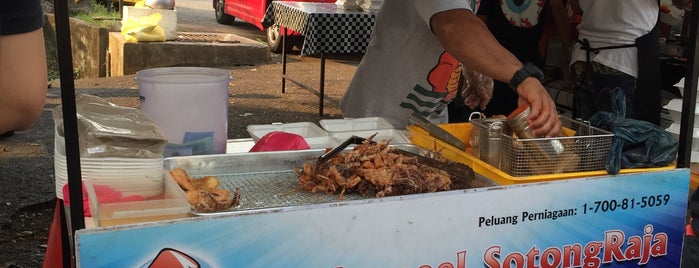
678, 0, 699, 168
53, 0, 86, 256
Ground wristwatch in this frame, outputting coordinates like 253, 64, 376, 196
509, 62, 544, 91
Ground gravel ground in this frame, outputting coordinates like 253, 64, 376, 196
1, 1, 362, 267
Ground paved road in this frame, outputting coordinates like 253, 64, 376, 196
0, 2, 277, 266
175, 0, 267, 42
1, 0, 271, 228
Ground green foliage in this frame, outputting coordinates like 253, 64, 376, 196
74, 2, 121, 30
45, 0, 121, 80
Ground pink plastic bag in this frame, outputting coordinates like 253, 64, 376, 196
249, 131, 310, 152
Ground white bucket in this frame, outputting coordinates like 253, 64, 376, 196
137, 67, 231, 157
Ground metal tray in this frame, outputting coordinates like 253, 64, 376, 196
163, 145, 496, 216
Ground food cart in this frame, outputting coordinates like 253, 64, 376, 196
50, 1, 697, 267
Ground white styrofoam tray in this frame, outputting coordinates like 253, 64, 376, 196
663, 98, 699, 124
246, 122, 327, 142
329, 129, 411, 144
666, 123, 699, 152
319, 117, 394, 133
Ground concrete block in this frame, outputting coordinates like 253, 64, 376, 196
123, 6, 177, 41
45, 14, 109, 78
109, 32, 271, 77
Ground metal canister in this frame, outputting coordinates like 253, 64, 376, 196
468, 112, 483, 159
483, 121, 502, 167
470, 112, 505, 168
505, 104, 564, 160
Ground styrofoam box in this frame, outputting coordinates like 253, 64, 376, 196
329, 129, 410, 144
666, 123, 699, 152
84, 173, 190, 227
247, 122, 328, 142
319, 117, 394, 133
663, 98, 699, 124
307, 136, 342, 150
676, 78, 685, 96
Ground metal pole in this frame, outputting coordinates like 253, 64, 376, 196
54, 0, 86, 246
678, 3, 699, 168
319, 52, 325, 116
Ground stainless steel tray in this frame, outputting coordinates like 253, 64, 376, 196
163, 145, 496, 215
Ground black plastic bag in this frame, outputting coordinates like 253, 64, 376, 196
589, 111, 677, 174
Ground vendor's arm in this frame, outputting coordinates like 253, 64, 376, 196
0, 28, 47, 133
431, 9, 561, 137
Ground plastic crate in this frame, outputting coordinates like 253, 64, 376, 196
407, 122, 675, 185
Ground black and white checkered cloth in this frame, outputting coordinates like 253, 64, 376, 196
262, 1, 376, 56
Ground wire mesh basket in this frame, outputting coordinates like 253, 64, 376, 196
471, 115, 614, 177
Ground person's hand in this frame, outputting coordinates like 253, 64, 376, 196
515, 77, 561, 137
462, 69, 494, 110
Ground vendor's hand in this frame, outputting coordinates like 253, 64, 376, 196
516, 77, 561, 137
462, 69, 494, 110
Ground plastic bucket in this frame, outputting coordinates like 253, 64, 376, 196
137, 67, 231, 157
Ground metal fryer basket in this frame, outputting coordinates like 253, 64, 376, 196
472, 116, 614, 177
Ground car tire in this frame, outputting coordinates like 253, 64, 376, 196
215, 0, 235, 25
266, 25, 297, 54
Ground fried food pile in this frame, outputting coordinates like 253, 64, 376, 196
297, 139, 459, 199
169, 168, 241, 213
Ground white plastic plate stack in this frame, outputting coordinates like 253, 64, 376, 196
54, 131, 164, 200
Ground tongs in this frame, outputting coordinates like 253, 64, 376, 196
316, 134, 377, 165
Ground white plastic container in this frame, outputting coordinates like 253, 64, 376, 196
329, 129, 410, 144
247, 122, 327, 142
137, 67, 232, 157
319, 117, 394, 133
84, 174, 190, 227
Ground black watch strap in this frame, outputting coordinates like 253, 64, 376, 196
509, 62, 544, 91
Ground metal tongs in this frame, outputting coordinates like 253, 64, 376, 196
316, 134, 377, 165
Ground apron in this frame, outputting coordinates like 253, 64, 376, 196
574, 8, 661, 125
634, 16, 661, 125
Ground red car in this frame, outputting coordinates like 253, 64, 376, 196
214, 0, 335, 53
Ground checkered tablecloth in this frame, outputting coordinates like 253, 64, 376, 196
262, 1, 376, 56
